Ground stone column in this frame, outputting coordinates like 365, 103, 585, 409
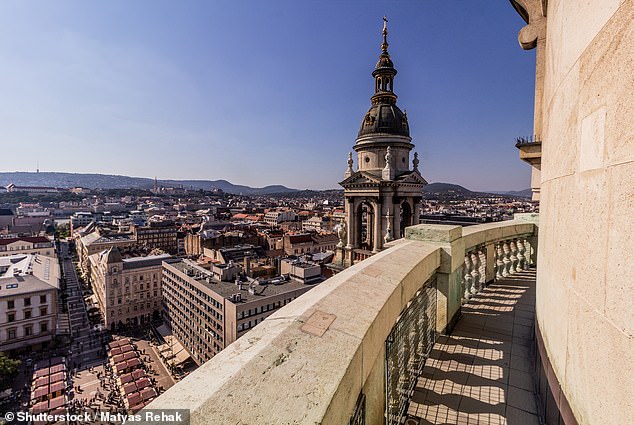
405, 224, 464, 334
485, 243, 496, 284
345, 198, 354, 249
393, 201, 402, 238
351, 201, 360, 249
381, 197, 393, 241
413, 200, 422, 225
372, 200, 382, 253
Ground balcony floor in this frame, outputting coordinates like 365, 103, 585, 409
407, 270, 539, 425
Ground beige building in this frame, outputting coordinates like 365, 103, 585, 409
0, 236, 55, 258
280, 258, 321, 284
511, 1, 634, 423
88, 248, 170, 330
161, 259, 315, 366
76, 229, 136, 277
133, 221, 178, 255
279, 233, 339, 256
0, 254, 60, 353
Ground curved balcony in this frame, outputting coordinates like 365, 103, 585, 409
144, 214, 539, 424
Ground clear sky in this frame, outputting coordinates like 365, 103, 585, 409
0, 1, 535, 191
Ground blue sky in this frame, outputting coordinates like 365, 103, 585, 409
0, 1, 535, 191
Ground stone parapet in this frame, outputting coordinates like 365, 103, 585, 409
144, 217, 539, 424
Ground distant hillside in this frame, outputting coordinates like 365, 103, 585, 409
491, 188, 533, 198
422, 183, 531, 200
0, 172, 298, 195
423, 182, 475, 196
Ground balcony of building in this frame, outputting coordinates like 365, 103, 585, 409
515, 136, 542, 168
143, 213, 541, 424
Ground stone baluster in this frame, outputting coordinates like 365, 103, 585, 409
495, 242, 504, 280
470, 251, 480, 295
516, 239, 527, 270
463, 254, 473, 300
524, 238, 533, 266
509, 240, 519, 274
502, 241, 511, 277
478, 249, 487, 289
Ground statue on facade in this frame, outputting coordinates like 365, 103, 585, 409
382, 146, 394, 181
336, 221, 347, 248
413, 152, 420, 173
384, 209, 393, 243
344, 152, 354, 178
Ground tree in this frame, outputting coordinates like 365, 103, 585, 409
0, 352, 20, 391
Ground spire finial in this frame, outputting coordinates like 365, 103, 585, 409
381, 16, 389, 52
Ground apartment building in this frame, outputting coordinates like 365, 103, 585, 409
161, 259, 315, 366
0, 254, 60, 352
89, 247, 170, 329
0, 236, 55, 258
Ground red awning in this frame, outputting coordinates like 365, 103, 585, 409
123, 351, 138, 360
49, 372, 65, 383
50, 381, 65, 393
31, 400, 49, 413
49, 395, 65, 409
109, 340, 123, 349
123, 383, 137, 395
140, 387, 157, 401
49, 364, 65, 374
34, 368, 50, 378
34, 376, 49, 388
135, 378, 150, 391
131, 369, 146, 379
127, 392, 142, 406
126, 358, 142, 369
32, 387, 48, 399
119, 373, 133, 384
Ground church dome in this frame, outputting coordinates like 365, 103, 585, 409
356, 18, 410, 140
375, 54, 394, 69
358, 103, 409, 138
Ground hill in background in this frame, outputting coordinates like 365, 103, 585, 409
0, 172, 531, 198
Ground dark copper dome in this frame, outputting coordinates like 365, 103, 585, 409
358, 104, 409, 138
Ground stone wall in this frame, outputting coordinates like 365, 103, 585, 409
528, 1, 634, 423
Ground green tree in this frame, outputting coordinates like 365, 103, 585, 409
0, 352, 20, 391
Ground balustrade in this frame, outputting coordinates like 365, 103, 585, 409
145, 215, 538, 425
462, 235, 536, 303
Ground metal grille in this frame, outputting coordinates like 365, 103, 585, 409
385, 277, 437, 424
349, 393, 366, 425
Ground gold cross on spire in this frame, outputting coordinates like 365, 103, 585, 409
381, 16, 389, 52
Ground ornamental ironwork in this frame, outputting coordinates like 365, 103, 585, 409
385, 277, 437, 424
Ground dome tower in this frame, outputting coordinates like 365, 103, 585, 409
336, 18, 427, 268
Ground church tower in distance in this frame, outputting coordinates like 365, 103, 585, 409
337, 17, 427, 268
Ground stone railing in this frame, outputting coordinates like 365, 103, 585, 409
143, 214, 538, 425
459, 214, 538, 302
